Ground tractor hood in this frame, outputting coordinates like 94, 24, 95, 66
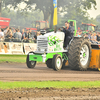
37, 31, 65, 41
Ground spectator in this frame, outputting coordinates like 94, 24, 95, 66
23, 30, 29, 42
97, 32, 100, 43
77, 31, 82, 37
88, 31, 92, 40
0, 28, 4, 41
21, 29, 25, 40
84, 33, 88, 38
90, 33, 97, 43
4, 27, 9, 37
33, 31, 41, 43
90, 33, 94, 42
13, 29, 22, 42
28, 29, 32, 39
12, 28, 16, 36
93, 33, 97, 42
5, 29, 13, 42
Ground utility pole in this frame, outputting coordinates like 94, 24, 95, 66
0, 0, 1, 17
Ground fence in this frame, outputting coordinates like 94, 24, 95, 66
0, 42, 37, 55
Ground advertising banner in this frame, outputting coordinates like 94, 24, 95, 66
0, 42, 11, 54
9, 42, 24, 54
24, 43, 37, 54
0, 42, 37, 55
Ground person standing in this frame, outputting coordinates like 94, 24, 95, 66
21, 29, 25, 40
63, 21, 73, 49
23, 30, 29, 42
0, 28, 4, 41
4, 27, 9, 38
13, 29, 22, 42
28, 29, 32, 39
33, 31, 41, 43
88, 31, 92, 40
5, 28, 12, 42
97, 32, 100, 43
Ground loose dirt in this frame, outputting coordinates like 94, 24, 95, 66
1, 88, 100, 100
0, 63, 100, 82
0, 63, 100, 100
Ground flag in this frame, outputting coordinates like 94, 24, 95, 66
53, 0, 57, 26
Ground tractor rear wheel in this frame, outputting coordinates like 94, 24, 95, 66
46, 59, 52, 68
68, 37, 91, 71
26, 53, 36, 68
52, 54, 62, 71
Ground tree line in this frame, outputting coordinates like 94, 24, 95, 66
0, 0, 99, 28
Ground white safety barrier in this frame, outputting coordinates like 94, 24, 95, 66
0, 42, 37, 55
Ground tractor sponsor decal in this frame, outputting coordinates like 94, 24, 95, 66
54, 44, 62, 51
48, 36, 61, 51
48, 36, 60, 46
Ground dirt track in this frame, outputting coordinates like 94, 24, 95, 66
1, 88, 100, 100
0, 63, 100, 100
0, 63, 100, 81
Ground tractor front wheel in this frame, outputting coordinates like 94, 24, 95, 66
52, 54, 62, 71
26, 53, 36, 68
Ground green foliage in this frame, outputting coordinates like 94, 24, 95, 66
1, 0, 98, 28
1, 8, 43, 28
57, 0, 97, 28
1, 0, 97, 28
96, 15, 100, 27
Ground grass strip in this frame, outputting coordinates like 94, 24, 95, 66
0, 55, 43, 63
0, 55, 26, 63
0, 81, 100, 89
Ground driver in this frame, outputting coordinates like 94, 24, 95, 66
63, 21, 74, 49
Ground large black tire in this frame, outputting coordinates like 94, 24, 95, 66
46, 59, 52, 68
52, 54, 62, 71
68, 37, 91, 71
26, 53, 36, 68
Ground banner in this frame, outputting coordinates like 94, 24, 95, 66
24, 43, 37, 54
0, 42, 37, 55
53, 0, 57, 26
9, 43, 23, 54
0, 42, 11, 54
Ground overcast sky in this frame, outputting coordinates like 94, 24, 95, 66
88, 0, 100, 18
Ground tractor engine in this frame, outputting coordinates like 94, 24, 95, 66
36, 31, 65, 53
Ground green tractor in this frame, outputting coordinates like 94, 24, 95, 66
80, 23, 97, 33
26, 20, 91, 71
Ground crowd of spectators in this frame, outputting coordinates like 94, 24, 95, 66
76, 31, 100, 44
0, 26, 100, 45
0, 27, 41, 43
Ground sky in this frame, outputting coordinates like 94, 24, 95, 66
88, 0, 100, 18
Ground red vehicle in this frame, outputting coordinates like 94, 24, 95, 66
0, 17, 10, 28
26, 20, 49, 32
26, 27, 37, 32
